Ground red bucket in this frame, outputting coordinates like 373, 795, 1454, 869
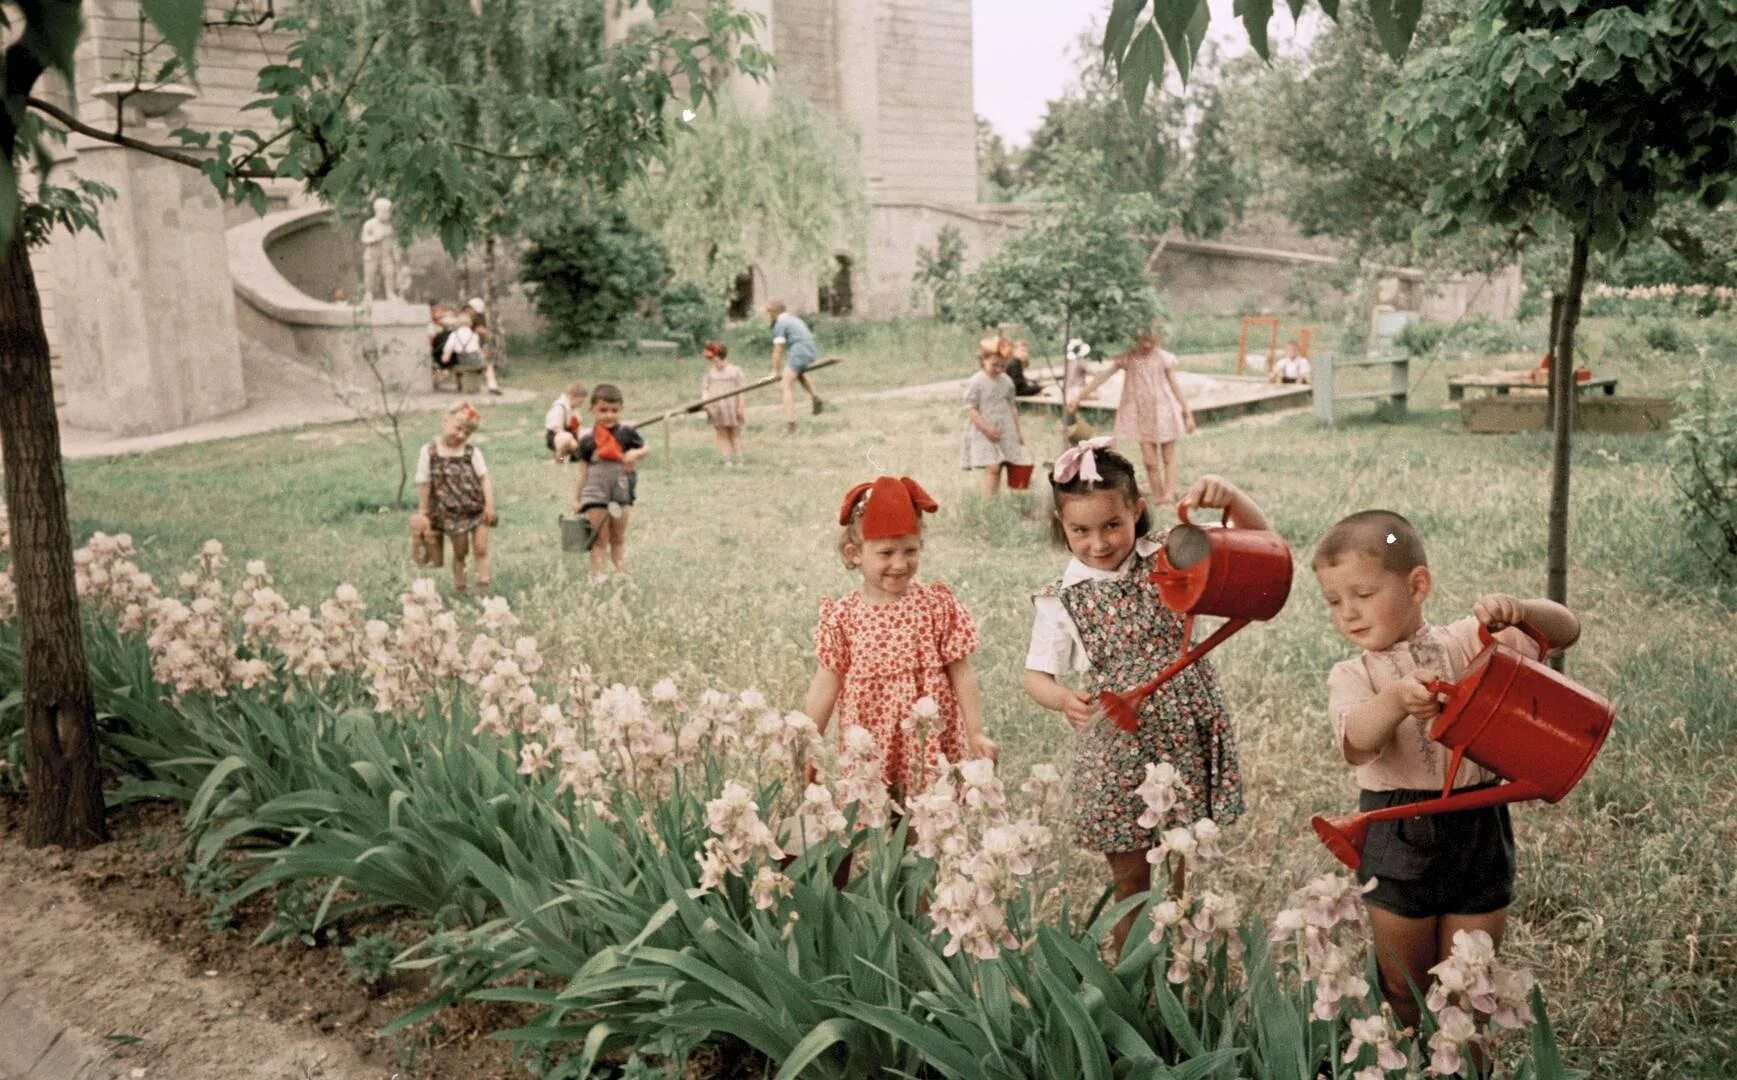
1004, 462, 1034, 490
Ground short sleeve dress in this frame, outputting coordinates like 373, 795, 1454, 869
960, 370, 1025, 469
701, 363, 748, 429
1112, 347, 1187, 445
815, 581, 979, 791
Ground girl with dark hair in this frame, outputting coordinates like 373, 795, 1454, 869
1021, 437, 1269, 954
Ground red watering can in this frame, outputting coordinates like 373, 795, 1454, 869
1100, 504, 1293, 732
1311, 622, 1615, 870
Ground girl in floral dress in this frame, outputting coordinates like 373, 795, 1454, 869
804, 476, 997, 799
1068, 326, 1196, 503
1021, 440, 1267, 953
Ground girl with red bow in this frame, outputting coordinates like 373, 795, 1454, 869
805, 477, 998, 800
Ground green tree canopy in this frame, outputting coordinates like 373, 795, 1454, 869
961, 149, 1168, 352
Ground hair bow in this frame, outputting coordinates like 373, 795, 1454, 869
1053, 436, 1114, 484
453, 401, 481, 426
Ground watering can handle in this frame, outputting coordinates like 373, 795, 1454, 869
1477, 619, 1552, 660
1175, 502, 1228, 528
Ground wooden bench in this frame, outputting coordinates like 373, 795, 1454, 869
1447, 374, 1618, 401
1313, 353, 1409, 425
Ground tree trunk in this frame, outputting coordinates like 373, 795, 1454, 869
1545, 292, 1565, 427
0, 234, 106, 848
482, 238, 503, 374
1546, 231, 1589, 673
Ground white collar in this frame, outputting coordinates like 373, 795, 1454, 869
1061, 534, 1163, 585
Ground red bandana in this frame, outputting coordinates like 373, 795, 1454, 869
594, 422, 624, 462
837, 476, 938, 538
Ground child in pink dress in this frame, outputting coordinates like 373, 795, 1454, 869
1068, 326, 1196, 503
804, 476, 997, 795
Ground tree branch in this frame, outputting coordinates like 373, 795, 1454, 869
26, 96, 276, 177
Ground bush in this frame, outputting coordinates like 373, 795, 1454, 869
1396, 320, 1449, 356
1669, 368, 1737, 582
913, 225, 967, 323
1641, 317, 1687, 353
521, 207, 670, 351
656, 282, 723, 353
343, 932, 403, 986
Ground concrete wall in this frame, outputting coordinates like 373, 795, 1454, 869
870, 0, 975, 205
229, 208, 428, 393
58, 140, 247, 436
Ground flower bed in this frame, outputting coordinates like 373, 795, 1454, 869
0, 532, 1569, 1078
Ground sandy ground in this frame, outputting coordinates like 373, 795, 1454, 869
0, 838, 388, 1080
60, 351, 535, 462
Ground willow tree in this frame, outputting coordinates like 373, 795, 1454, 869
1, 0, 762, 847
621, 93, 866, 304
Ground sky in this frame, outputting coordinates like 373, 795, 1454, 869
972, 0, 1318, 147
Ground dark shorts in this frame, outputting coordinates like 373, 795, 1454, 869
577, 469, 638, 513
545, 429, 574, 455
1356, 784, 1515, 919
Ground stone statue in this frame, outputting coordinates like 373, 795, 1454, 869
360, 197, 402, 301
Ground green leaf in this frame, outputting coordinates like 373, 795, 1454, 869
140, 0, 205, 73
1155, 0, 1209, 85
186, 755, 249, 827
1103, 0, 1147, 68
1120, 24, 1166, 115
1366, 0, 1423, 61
1528, 986, 1567, 1079
775, 1018, 867, 1080
1232, 0, 1274, 60
835, 1002, 981, 1079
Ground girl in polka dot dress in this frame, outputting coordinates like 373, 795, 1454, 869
1021, 440, 1268, 953
804, 476, 997, 798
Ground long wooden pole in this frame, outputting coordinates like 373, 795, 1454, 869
631, 356, 844, 430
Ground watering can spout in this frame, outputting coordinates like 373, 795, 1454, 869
1311, 780, 1549, 871
1311, 813, 1370, 871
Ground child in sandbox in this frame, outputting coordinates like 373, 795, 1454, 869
1312, 509, 1581, 1028
569, 384, 648, 584
1067, 324, 1195, 504
410, 402, 496, 594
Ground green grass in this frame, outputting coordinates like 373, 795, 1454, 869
62, 313, 1736, 1076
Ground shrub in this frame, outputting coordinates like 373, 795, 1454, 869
1641, 317, 1687, 353
913, 225, 967, 323
1396, 320, 1449, 356
1669, 367, 1737, 582
657, 282, 723, 353
521, 207, 670, 351
343, 932, 402, 986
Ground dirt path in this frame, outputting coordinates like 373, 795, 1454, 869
0, 836, 388, 1080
